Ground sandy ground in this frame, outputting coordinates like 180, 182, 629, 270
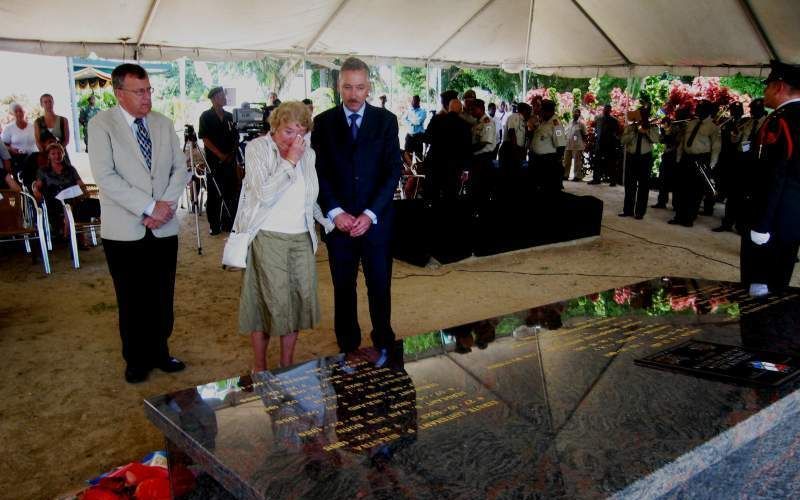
1, 181, 796, 500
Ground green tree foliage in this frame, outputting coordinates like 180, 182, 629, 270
224, 57, 303, 95
527, 73, 589, 94
156, 60, 208, 100
398, 66, 427, 97
588, 75, 628, 105
720, 73, 764, 98
640, 74, 671, 110
440, 67, 521, 102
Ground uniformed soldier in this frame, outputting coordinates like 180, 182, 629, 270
563, 108, 588, 181
619, 103, 660, 219
652, 106, 691, 209
470, 99, 497, 201
529, 99, 565, 192
670, 100, 721, 227
713, 99, 767, 232
741, 61, 800, 296
460, 89, 478, 126
715, 102, 745, 208
498, 102, 531, 198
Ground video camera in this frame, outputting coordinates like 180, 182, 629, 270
232, 102, 267, 142
184, 124, 197, 144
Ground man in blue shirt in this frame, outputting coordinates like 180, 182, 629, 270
403, 95, 427, 161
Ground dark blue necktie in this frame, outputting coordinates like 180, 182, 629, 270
349, 113, 359, 140
134, 117, 152, 169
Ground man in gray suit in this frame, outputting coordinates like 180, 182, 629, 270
89, 64, 190, 383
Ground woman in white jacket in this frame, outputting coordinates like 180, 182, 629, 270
234, 101, 333, 372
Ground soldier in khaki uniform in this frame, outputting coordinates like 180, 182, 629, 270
470, 99, 496, 201
529, 100, 565, 192
670, 100, 721, 227
563, 108, 588, 181
619, 104, 660, 219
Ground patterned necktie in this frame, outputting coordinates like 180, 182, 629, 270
134, 117, 152, 169
349, 113, 359, 141
686, 119, 702, 148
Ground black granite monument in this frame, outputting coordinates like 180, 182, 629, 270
146, 277, 800, 499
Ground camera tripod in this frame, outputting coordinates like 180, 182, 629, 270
183, 139, 232, 255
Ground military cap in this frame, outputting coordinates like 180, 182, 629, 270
764, 60, 800, 88
207, 86, 224, 99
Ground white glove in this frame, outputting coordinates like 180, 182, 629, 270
750, 230, 770, 245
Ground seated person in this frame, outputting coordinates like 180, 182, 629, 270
22, 131, 63, 189
32, 143, 98, 249
0, 141, 21, 191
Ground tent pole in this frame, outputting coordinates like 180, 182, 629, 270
179, 58, 186, 101
522, 68, 527, 102
303, 55, 308, 99
66, 57, 80, 153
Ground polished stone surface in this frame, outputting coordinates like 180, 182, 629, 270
145, 277, 800, 499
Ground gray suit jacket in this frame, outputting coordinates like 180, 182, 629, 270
88, 106, 190, 241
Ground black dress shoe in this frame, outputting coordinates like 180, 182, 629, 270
209, 229, 221, 236
681, 221, 694, 227
618, 212, 631, 217
125, 366, 150, 384
711, 225, 732, 233
634, 214, 644, 220
651, 203, 667, 209
588, 180, 601, 185
156, 357, 186, 373
667, 218, 680, 225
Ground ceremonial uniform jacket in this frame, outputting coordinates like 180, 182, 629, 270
677, 117, 721, 168
503, 113, 527, 147
736, 116, 767, 153
472, 115, 496, 155
530, 116, 564, 155
750, 99, 800, 241
621, 123, 660, 155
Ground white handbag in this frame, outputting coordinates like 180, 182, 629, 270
221, 191, 271, 269
221, 231, 251, 269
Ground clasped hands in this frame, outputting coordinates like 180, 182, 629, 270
143, 200, 177, 229
334, 212, 372, 238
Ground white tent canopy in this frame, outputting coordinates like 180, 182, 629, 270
1, 0, 797, 76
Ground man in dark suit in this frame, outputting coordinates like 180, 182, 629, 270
89, 64, 190, 383
741, 60, 800, 297
311, 57, 402, 364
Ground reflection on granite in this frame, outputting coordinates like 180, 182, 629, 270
145, 277, 800, 499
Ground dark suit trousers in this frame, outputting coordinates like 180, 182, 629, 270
206, 158, 239, 232
103, 229, 178, 370
326, 230, 394, 352
623, 152, 652, 216
741, 233, 799, 290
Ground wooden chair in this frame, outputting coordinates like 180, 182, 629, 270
0, 189, 51, 274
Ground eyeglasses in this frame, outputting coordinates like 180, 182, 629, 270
118, 87, 154, 97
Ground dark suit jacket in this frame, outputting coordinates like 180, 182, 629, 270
312, 103, 402, 242
753, 101, 800, 242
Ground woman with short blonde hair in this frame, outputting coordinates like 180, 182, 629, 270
234, 101, 333, 372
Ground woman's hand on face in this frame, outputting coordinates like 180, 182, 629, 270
286, 135, 304, 165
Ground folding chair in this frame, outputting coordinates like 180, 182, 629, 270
0, 189, 51, 274
61, 185, 101, 269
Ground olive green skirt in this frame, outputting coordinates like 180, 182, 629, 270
238, 230, 320, 336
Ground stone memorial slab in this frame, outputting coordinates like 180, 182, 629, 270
635, 340, 800, 387
145, 277, 800, 499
